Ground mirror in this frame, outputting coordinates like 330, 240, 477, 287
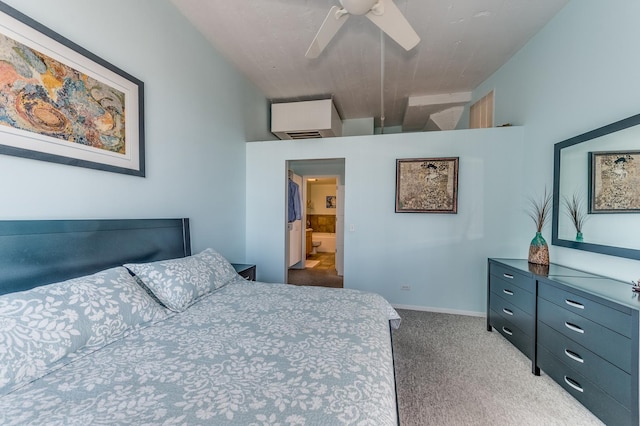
552, 114, 640, 260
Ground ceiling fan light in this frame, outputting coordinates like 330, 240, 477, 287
308, 0, 419, 58
339, 0, 378, 16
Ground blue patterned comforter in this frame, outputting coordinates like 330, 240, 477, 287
0, 279, 400, 425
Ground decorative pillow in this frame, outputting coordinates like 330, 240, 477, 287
124, 248, 238, 312
0, 266, 167, 396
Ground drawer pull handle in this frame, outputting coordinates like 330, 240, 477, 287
565, 299, 585, 309
502, 308, 514, 316
564, 376, 584, 393
565, 322, 584, 334
502, 326, 513, 336
503, 289, 514, 296
564, 349, 584, 364
503, 273, 514, 279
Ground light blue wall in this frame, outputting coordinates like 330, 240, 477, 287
247, 127, 527, 315
470, 0, 640, 280
0, 0, 270, 261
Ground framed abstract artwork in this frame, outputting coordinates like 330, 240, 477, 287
589, 150, 640, 213
395, 157, 459, 213
326, 196, 336, 208
0, 2, 145, 176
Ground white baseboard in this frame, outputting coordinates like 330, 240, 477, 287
392, 304, 485, 318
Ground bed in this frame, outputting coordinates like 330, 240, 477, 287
0, 219, 400, 425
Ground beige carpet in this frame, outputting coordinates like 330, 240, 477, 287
392, 309, 604, 426
287, 268, 343, 288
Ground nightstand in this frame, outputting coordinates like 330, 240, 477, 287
232, 263, 256, 281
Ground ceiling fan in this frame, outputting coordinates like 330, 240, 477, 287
305, 0, 420, 58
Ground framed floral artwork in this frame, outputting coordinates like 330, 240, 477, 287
395, 157, 459, 213
589, 150, 640, 213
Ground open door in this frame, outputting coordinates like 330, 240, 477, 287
335, 183, 344, 276
286, 159, 345, 287
288, 171, 303, 268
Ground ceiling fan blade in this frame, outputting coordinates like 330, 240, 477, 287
366, 0, 420, 51
306, 6, 350, 58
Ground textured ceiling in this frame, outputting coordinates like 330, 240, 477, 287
171, 0, 568, 131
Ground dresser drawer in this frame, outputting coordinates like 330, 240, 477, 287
538, 298, 631, 373
490, 292, 534, 336
538, 321, 631, 408
489, 277, 535, 315
538, 346, 632, 426
489, 309, 533, 360
490, 262, 534, 294
539, 282, 632, 337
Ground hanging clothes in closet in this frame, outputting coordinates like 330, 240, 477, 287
288, 176, 302, 223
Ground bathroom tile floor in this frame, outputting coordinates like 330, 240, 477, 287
306, 252, 335, 271
287, 252, 343, 288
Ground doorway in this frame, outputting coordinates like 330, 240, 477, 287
285, 159, 345, 288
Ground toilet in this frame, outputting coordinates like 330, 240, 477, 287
311, 240, 322, 254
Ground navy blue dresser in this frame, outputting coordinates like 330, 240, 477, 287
487, 258, 639, 426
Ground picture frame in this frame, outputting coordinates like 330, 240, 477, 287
0, 2, 145, 176
395, 157, 459, 213
589, 150, 640, 213
326, 195, 336, 208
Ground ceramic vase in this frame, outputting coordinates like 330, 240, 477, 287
528, 232, 549, 265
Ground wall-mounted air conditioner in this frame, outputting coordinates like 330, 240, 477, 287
271, 99, 342, 140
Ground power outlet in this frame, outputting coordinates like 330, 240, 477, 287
400, 285, 411, 291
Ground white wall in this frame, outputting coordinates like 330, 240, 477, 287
308, 183, 337, 215
0, 0, 270, 262
469, 0, 640, 280
247, 127, 527, 315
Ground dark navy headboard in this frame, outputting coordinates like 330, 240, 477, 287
0, 218, 191, 295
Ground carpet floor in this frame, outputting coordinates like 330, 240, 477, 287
287, 268, 343, 288
392, 310, 604, 425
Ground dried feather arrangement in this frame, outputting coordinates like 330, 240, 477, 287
563, 191, 589, 233
527, 188, 552, 232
